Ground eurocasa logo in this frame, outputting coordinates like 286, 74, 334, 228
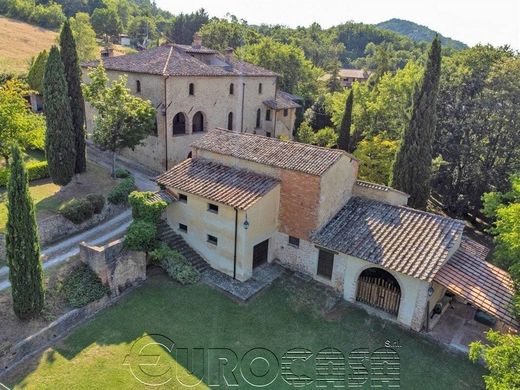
123, 334, 401, 388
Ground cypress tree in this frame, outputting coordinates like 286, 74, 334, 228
43, 46, 76, 185
6, 146, 44, 320
390, 37, 442, 209
60, 19, 86, 174
337, 89, 353, 152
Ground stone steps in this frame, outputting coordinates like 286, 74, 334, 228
157, 220, 210, 273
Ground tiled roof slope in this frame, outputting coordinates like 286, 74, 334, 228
312, 197, 465, 281
192, 129, 350, 176
434, 239, 518, 328
263, 91, 301, 110
156, 158, 279, 210
82, 44, 278, 77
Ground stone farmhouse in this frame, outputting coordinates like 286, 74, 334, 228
82, 34, 301, 172
156, 128, 518, 333
320, 68, 371, 88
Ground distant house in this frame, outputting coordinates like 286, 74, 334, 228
82, 34, 300, 172
321, 68, 371, 88
156, 129, 519, 333
119, 34, 131, 47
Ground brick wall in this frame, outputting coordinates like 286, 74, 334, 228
278, 170, 321, 240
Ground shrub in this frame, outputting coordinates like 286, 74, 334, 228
0, 160, 49, 187
129, 191, 167, 223
115, 168, 131, 178
149, 243, 200, 285
124, 220, 157, 251
107, 177, 136, 205
61, 263, 109, 308
59, 198, 94, 224
86, 193, 105, 214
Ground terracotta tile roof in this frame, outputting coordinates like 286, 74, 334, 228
458, 236, 491, 261
277, 90, 303, 102
311, 197, 465, 281
263, 91, 301, 110
338, 68, 370, 79
82, 44, 278, 77
434, 240, 518, 328
192, 128, 350, 176
149, 190, 176, 204
156, 158, 279, 210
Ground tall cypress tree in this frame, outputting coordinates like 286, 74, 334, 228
43, 46, 76, 185
337, 89, 353, 152
60, 19, 86, 174
390, 37, 442, 209
7, 146, 44, 320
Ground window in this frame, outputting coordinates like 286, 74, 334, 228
172, 112, 187, 135
207, 234, 218, 245
179, 193, 187, 203
256, 109, 261, 128
317, 248, 334, 280
258, 83, 263, 94
179, 223, 188, 233
208, 203, 219, 214
136, 80, 141, 93
189, 83, 195, 95
151, 117, 158, 136
288, 236, 300, 248
266, 132, 271, 137
265, 109, 271, 121
227, 112, 233, 130
229, 83, 234, 95
283, 109, 288, 117
192, 111, 204, 132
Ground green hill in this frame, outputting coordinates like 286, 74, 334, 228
377, 18, 467, 50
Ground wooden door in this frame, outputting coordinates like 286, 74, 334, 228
356, 276, 401, 316
253, 239, 269, 268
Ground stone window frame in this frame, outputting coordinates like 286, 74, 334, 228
265, 109, 272, 121
207, 234, 218, 246
179, 223, 188, 233
229, 83, 234, 95
136, 80, 141, 93
179, 193, 188, 203
208, 203, 219, 214
258, 83, 263, 94
288, 236, 300, 248
189, 83, 195, 96
283, 108, 289, 117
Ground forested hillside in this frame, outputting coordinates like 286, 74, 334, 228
377, 18, 467, 49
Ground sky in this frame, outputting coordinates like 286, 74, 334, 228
156, 0, 520, 50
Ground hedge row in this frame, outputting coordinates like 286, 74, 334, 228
59, 194, 105, 224
0, 161, 50, 187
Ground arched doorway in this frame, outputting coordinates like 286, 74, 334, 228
356, 268, 401, 316
192, 111, 204, 133
172, 113, 186, 135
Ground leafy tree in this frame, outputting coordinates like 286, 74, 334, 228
303, 95, 333, 130
27, 50, 48, 94
390, 37, 442, 209
469, 330, 520, 390
314, 127, 337, 148
127, 15, 158, 46
337, 89, 353, 152
91, 7, 122, 38
70, 12, 98, 62
60, 19, 87, 174
295, 121, 315, 144
238, 37, 321, 99
83, 64, 155, 176
198, 17, 260, 51
353, 136, 398, 185
0, 80, 45, 165
6, 145, 44, 320
43, 46, 76, 186
167, 8, 209, 44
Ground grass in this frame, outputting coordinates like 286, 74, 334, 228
0, 161, 119, 233
5, 274, 486, 389
0, 17, 57, 74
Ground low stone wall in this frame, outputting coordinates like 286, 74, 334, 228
80, 239, 146, 296
0, 204, 126, 261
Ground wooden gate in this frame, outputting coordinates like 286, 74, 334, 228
356, 275, 401, 316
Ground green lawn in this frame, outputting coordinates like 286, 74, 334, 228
6, 274, 485, 389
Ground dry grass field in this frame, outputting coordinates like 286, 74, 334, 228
0, 17, 57, 74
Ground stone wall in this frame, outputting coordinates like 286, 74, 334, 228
0, 204, 126, 262
79, 239, 146, 296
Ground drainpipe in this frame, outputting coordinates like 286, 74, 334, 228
240, 82, 245, 132
163, 75, 169, 171
233, 207, 238, 279
273, 109, 277, 138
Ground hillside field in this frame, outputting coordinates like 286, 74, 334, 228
0, 16, 57, 74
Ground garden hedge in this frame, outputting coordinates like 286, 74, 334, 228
0, 161, 50, 187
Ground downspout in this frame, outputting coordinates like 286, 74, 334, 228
240, 82, 245, 132
233, 207, 238, 279
273, 109, 277, 138
163, 75, 169, 171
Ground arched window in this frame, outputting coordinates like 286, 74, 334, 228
192, 111, 204, 132
189, 83, 195, 95
172, 112, 186, 135
258, 83, 262, 94
227, 112, 233, 130
256, 109, 261, 128
136, 80, 141, 93
229, 83, 234, 95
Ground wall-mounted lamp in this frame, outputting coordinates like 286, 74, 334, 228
428, 287, 434, 297
243, 214, 250, 230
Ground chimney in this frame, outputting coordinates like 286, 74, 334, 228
192, 32, 202, 49
225, 47, 234, 63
